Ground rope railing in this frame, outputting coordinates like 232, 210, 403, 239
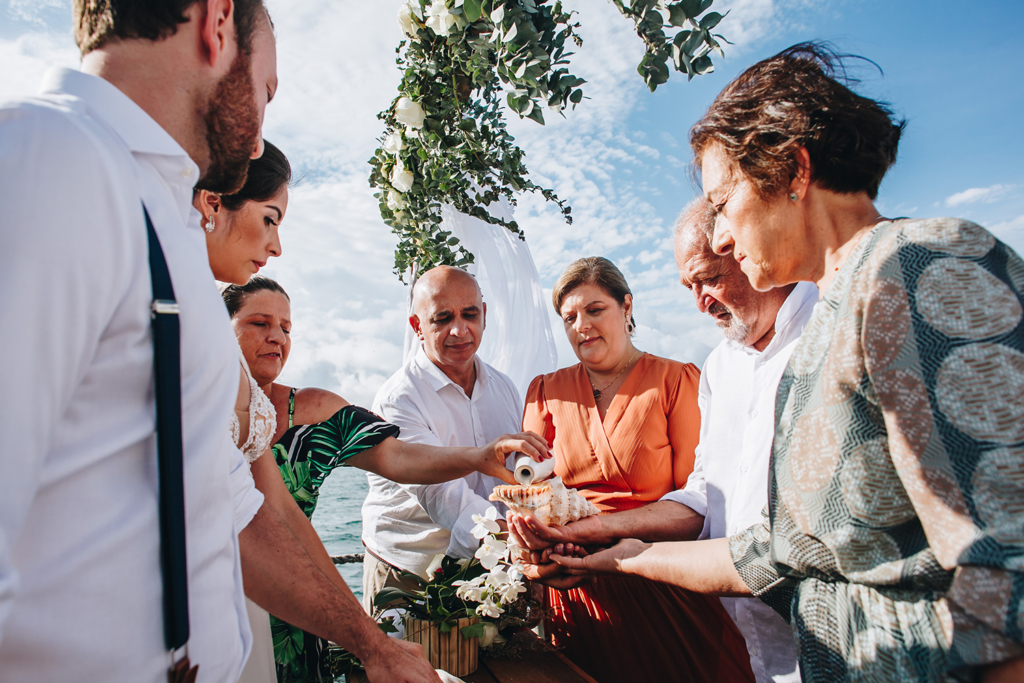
330, 554, 365, 565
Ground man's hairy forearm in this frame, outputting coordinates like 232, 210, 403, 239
600, 500, 704, 544
239, 504, 385, 661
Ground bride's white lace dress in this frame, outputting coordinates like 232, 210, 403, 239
230, 351, 279, 683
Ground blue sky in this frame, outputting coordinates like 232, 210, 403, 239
3, 0, 1023, 407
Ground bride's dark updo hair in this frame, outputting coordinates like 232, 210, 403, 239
220, 140, 292, 212
690, 42, 905, 200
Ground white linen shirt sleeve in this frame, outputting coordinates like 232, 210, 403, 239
376, 395, 495, 560
660, 363, 712, 538
227, 438, 265, 533
0, 105, 133, 640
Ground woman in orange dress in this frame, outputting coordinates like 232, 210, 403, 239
522, 257, 753, 683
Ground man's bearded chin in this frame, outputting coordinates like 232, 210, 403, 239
196, 49, 261, 195
710, 302, 751, 343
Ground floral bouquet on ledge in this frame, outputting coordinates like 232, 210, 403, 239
372, 507, 539, 651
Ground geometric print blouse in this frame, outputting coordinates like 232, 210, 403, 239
729, 218, 1024, 682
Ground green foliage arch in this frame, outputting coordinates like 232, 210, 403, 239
368, 0, 728, 281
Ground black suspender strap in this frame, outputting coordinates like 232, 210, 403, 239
145, 207, 191, 656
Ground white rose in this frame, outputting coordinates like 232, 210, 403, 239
478, 622, 500, 648
425, 0, 456, 36
391, 160, 414, 193
395, 97, 426, 129
397, 3, 417, 37
387, 189, 407, 211
383, 130, 404, 154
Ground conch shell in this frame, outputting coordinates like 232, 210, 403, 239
489, 477, 600, 526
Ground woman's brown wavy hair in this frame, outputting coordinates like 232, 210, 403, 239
690, 42, 905, 200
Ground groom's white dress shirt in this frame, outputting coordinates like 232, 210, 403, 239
362, 347, 521, 577
0, 68, 263, 683
662, 281, 818, 683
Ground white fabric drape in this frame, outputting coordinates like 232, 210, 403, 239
403, 199, 557, 400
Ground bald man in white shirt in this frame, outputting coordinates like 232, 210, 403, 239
0, 2, 437, 681
362, 266, 525, 611
511, 200, 817, 683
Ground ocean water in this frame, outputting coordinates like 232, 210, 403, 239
310, 465, 369, 601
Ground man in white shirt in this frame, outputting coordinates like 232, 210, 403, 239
362, 266, 523, 610
0, 2, 437, 682
511, 200, 817, 683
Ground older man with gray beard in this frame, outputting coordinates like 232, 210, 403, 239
511, 199, 817, 683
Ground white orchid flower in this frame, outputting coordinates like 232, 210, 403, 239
390, 160, 414, 193
454, 574, 488, 602
456, 584, 487, 602
395, 97, 426, 129
476, 599, 503, 619
471, 507, 501, 539
475, 536, 507, 570
499, 579, 527, 603
485, 568, 510, 588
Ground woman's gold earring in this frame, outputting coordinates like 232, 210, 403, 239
205, 215, 215, 233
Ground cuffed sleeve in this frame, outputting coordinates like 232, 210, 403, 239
728, 507, 795, 622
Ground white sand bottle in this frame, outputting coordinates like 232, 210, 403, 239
512, 453, 557, 486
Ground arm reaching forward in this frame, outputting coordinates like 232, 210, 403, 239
349, 431, 549, 486
239, 473, 441, 683
549, 537, 750, 597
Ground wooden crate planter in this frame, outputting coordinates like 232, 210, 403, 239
404, 616, 479, 677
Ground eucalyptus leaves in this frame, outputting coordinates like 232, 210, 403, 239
369, 0, 727, 281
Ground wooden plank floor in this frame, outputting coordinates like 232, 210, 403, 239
348, 630, 598, 683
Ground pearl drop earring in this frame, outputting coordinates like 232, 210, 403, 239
205, 215, 215, 233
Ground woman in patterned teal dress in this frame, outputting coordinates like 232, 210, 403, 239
547, 43, 1024, 682
223, 277, 551, 681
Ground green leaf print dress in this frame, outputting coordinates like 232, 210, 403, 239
271, 393, 399, 681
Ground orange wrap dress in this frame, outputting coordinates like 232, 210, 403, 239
523, 354, 755, 683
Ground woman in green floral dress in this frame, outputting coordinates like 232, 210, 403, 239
223, 276, 550, 681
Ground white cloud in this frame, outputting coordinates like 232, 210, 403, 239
4, 0, 65, 25
0, 31, 79, 102
945, 183, 1014, 207
989, 214, 1024, 256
